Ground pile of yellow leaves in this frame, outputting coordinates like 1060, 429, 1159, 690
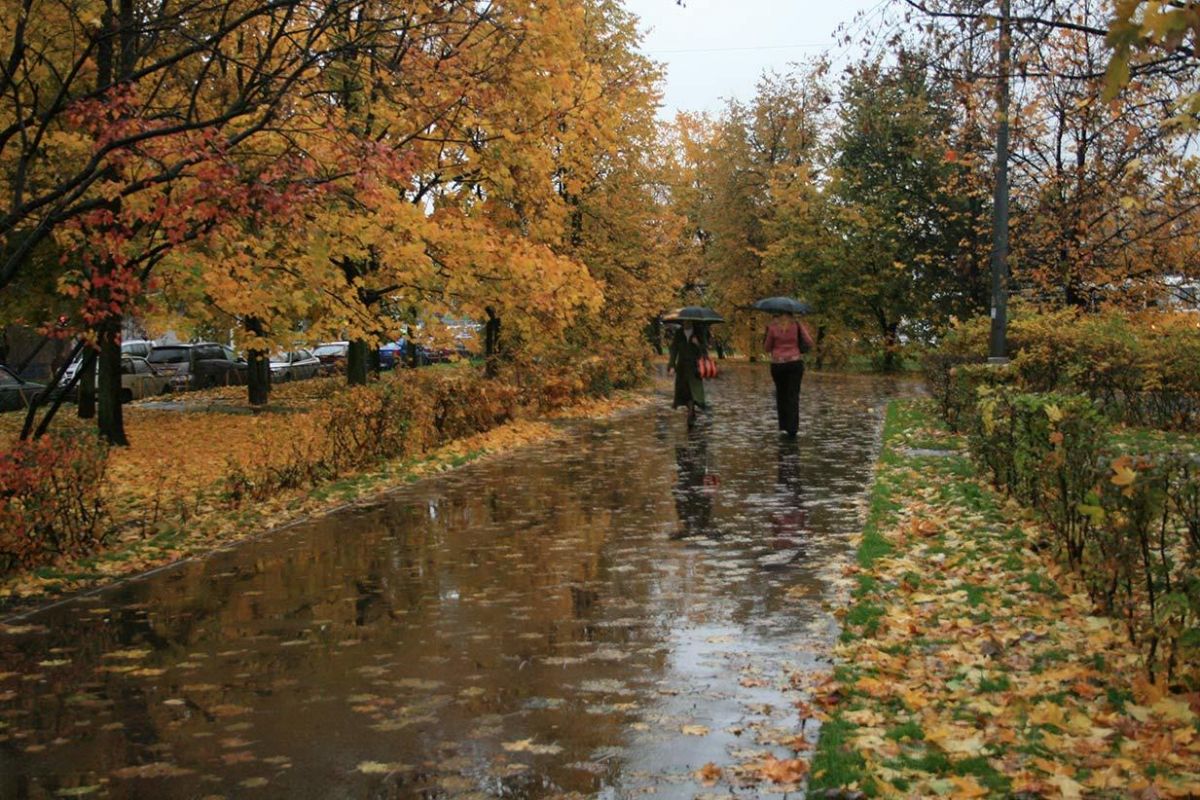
817, 401, 1200, 798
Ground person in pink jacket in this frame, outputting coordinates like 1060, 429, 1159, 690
763, 313, 816, 437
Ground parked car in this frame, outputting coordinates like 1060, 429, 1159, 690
120, 339, 155, 359
147, 342, 247, 390
117, 356, 172, 401
0, 365, 45, 412
379, 339, 429, 369
55, 355, 172, 402
312, 342, 349, 375
423, 344, 457, 364
269, 349, 321, 381
59, 338, 156, 386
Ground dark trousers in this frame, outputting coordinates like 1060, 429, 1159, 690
770, 360, 805, 435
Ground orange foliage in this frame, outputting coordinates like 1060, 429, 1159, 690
0, 433, 109, 573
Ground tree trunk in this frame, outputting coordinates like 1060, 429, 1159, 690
96, 320, 127, 445
484, 311, 501, 378
881, 320, 900, 373
347, 339, 369, 385
407, 327, 420, 368
815, 325, 827, 371
646, 317, 662, 357
91, 0, 131, 447
78, 351, 97, 419
247, 349, 271, 406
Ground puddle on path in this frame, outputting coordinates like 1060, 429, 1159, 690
0, 367, 915, 799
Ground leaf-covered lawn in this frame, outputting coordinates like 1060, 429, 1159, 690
812, 400, 1200, 798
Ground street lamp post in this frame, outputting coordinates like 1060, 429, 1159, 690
988, 0, 1012, 364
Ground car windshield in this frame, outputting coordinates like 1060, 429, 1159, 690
0, 368, 20, 386
313, 345, 345, 356
148, 347, 189, 364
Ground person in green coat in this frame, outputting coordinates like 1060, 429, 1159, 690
667, 322, 708, 428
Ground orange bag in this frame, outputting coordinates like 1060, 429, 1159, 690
697, 356, 718, 379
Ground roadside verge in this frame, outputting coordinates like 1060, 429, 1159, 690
810, 399, 1200, 798
1, 380, 650, 612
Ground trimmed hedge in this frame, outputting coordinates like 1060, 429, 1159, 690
925, 310, 1200, 431
3, 357, 617, 577
217, 357, 625, 505
959, 384, 1199, 685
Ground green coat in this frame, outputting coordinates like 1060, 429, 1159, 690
668, 326, 707, 408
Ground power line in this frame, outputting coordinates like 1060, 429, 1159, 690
648, 42, 833, 55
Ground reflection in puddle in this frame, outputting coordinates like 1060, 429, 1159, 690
0, 367, 913, 799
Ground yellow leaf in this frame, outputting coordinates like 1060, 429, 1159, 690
1151, 696, 1196, 724
1125, 703, 1152, 723
949, 775, 990, 798
1029, 702, 1067, 727
695, 762, 722, 785
1111, 458, 1137, 487
502, 738, 562, 755
758, 756, 809, 784
1047, 773, 1083, 800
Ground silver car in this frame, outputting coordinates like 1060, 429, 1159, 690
58, 356, 171, 402
118, 356, 172, 401
269, 349, 321, 381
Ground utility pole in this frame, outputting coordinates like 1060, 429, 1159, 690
988, 0, 1012, 363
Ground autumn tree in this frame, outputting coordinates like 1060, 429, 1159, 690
1, 0, 391, 440
822, 56, 989, 368
668, 68, 829, 357
156, 0, 673, 404
897, 0, 1200, 311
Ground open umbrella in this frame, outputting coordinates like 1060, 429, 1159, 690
663, 306, 725, 324
751, 296, 813, 315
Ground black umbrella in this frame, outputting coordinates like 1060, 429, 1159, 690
751, 296, 813, 315
663, 306, 725, 324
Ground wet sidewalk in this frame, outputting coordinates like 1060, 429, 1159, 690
0, 366, 913, 799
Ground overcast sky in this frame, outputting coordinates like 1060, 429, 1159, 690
622, 0, 893, 118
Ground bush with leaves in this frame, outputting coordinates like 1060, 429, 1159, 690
221, 364, 594, 504
0, 434, 111, 574
964, 386, 1199, 685
928, 309, 1200, 431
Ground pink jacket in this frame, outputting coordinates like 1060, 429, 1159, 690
764, 320, 815, 364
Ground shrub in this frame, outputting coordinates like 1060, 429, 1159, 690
223, 366, 547, 504
1010, 393, 1104, 568
947, 362, 1014, 434
964, 387, 1199, 685
927, 309, 1200, 432
1085, 453, 1200, 684
922, 317, 989, 428
0, 433, 111, 574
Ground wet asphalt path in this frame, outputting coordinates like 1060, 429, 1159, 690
0, 365, 913, 799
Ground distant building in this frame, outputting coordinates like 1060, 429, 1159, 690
1162, 275, 1200, 311
1, 318, 166, 380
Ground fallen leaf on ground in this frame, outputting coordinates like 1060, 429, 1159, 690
111, 762, 194, 779
758, 756, 808, 784
356, 761, 409, 775
696, 762, 722, 785
501, 738, 562, 755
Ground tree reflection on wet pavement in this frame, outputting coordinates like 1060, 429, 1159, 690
0, 366, 915, 799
